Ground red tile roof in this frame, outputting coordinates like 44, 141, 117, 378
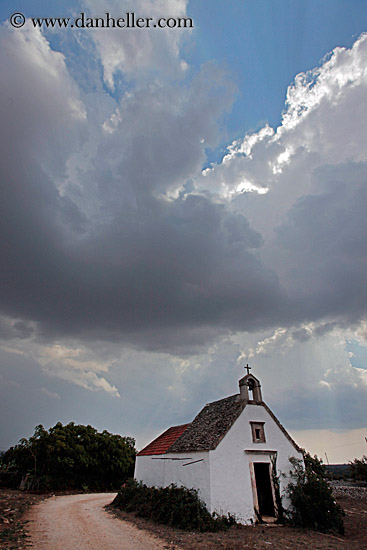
137, 424, 190, 456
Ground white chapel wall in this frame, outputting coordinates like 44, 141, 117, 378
135, 454, 166, 487
210, 404, 303, 524
135, 451, 211, 509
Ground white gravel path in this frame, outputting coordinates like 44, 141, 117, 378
26, 493, 169, 550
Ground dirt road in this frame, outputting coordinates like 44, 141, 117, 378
26, 493, 170, 550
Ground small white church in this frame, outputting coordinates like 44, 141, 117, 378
135, 370, 303, 524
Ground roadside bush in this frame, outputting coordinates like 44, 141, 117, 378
113, 479, 236, 531
286, 453, 345, 535
349, 455, 367, 482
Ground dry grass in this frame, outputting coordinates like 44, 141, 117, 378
0, 489, 46, 549
108, 495, 367, 550
1, 488, 366, 550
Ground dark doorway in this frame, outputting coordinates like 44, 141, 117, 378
253, 462, 275, 517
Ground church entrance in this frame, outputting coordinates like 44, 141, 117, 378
253, 462, 275, 517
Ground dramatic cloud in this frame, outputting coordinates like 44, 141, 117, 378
272, 162, 367, 323
0, 23, 287, 352
202, 33, 367, 332
1, 25, 367, 352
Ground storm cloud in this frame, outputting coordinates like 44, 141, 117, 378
1, 29, 366, 353
0, 24, 288, 352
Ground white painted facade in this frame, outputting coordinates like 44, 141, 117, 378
135, 451, 211, 507
135, 375, 303, 524
208, 403, 302, 522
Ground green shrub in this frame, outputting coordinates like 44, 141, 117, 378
349, 455, 367, 482
286, 453, 345, 535
113, 479, 236, 531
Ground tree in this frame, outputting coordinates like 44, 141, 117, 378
1, 423, 135, 491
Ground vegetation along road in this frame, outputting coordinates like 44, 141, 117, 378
26, 493, 170, 550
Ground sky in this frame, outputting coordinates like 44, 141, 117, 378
0, 0, 367, 465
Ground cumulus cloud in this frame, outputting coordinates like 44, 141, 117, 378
202, 34, 367, 230
36, 344, 120, 396
232, 322, 367, 432
0, 24, 86, 172
83, 0, 191, 87
201, 33, 367, 334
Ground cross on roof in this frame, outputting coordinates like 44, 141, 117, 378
245, 364, 251, 375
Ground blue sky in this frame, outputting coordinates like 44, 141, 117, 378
2, 1, 366, 139
0, 0, 366, 463
189, 0, 367, 137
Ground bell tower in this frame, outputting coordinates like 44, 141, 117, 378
239, 365, 262, 403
